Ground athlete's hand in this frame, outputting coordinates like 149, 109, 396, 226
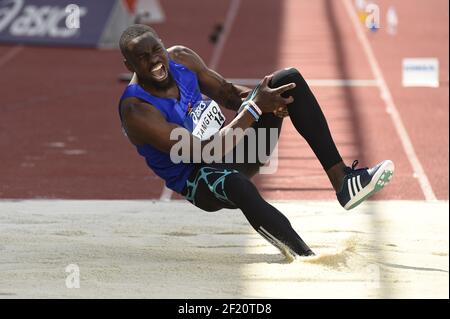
251, 75, 295, 113
273, 105, 289, 118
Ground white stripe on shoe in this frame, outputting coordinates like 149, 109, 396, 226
357, 175, 363, 192
343, 160, 395, 210
258, 226, 296, 260
348, 179, 354, 198
352, 176, 358, 195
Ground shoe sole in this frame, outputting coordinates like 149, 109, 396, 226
344, 160, 395, 210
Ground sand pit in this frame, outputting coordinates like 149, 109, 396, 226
0, 200, 448, 298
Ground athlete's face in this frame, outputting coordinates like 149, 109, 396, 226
124, 33, 171, 89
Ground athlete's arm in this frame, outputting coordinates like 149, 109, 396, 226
120, 77, 295, 159
168, 46, 251, 111
120, 97, 254, 158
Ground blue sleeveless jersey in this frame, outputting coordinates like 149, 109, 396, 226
119, 60, 225, 193
118, 59, 205, 194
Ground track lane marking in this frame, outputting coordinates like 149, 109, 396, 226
208, 0, 241, 70
160, 0, 242, 201
342, 0, 437, 201
228, 78, 379, 87
0, 45, 23, 68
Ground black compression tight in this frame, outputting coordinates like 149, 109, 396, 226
224, 172, 314, 256
280, 67, 342, 170
183, 166, 314, 256
182, 67, 343, 257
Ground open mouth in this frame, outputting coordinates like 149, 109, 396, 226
150, 62, 168, 81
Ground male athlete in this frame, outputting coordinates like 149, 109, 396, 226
118, 25, 394, 258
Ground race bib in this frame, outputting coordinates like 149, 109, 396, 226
184, 100, 226, 141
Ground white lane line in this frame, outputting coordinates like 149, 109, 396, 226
227, 78, 379, 87
209, 0, 241, 70
159, 186, 173, 201
343, 0, 436, 201
0, 45, 23, 68
159, 0, 242, 201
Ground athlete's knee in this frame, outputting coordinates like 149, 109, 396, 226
226, 172, 255, 191
224, 173, 259, 204
283, 67, 307, 84
271, 67, 306, 89
284, 67, 300, 77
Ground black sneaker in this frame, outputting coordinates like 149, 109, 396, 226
336, 160, 394, 210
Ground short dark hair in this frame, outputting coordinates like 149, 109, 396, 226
119, 24, 158, 57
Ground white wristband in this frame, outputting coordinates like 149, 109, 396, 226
248, 100, 262, 116
244, 104, 260, 122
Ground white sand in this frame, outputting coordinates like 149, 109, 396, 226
0, 200, 448, 298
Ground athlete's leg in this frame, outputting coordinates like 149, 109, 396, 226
270, 68, 346, 192
265, 68, 394, 210
223, 112, 283, 178
224, 68, 345, 188
223, 172, 314, 257
182, 166, 314, 257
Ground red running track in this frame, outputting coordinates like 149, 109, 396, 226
0, 0, 447, 200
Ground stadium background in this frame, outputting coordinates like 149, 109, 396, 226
0, 0, 448, 298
